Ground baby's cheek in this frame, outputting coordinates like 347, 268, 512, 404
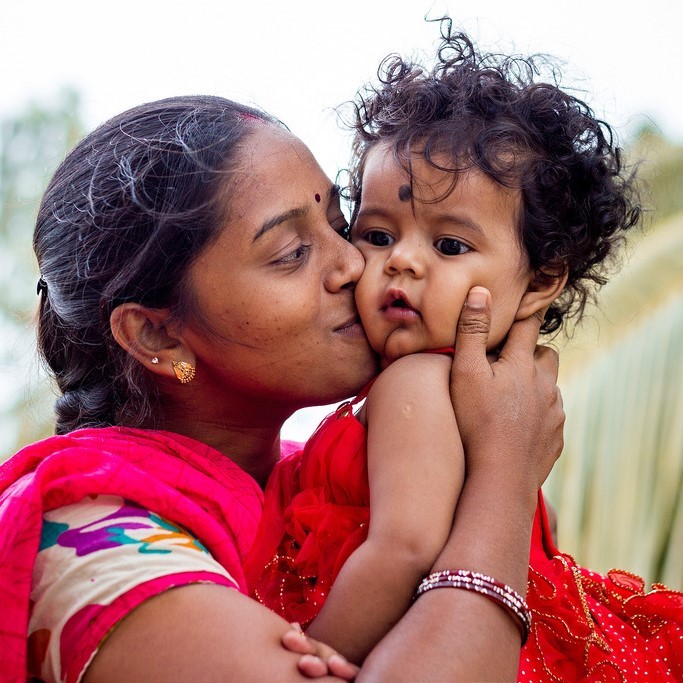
487, 306, 521, 350
434, 296, 466, 341
354, 269, 377, 314
436, 330, 458, 349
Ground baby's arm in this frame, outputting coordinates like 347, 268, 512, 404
306, 352, 464, 663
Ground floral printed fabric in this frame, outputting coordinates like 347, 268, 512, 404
28, 495, 236, 682
0, 427, 300, 683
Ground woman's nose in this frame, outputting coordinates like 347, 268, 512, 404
324, 232, 365, 292
384, 240, 425, 278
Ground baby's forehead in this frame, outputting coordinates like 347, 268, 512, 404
361, 145, 475, 202
363, 133, 524, 182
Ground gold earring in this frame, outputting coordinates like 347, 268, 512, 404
172, 360, 196, 384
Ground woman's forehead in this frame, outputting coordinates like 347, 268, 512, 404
219, 127, 333, 239
234, 126, 325, 188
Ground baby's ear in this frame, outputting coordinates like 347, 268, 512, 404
515, 268, 568, 321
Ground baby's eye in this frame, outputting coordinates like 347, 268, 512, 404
435, 237, 470, 256
364, 230, 394, 247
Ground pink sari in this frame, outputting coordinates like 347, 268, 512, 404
0, 426, 297, 681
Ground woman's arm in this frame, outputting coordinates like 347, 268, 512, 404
84, 584, 357, 682
358, 287, 564, 682
306, 352, 464, 663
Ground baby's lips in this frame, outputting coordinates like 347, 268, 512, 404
381, 287, 414, 310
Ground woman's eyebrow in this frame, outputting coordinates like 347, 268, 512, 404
255, 185, 340, 242
254, 206, 308, 241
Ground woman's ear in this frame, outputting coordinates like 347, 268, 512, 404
515, 268, 569, 321
110, 303, 196, 380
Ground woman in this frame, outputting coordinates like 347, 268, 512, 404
0, 95, 563, 682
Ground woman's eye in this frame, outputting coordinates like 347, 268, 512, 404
277, 244, 310, 265
435, 237, 470, 256
364, 230, 394, 247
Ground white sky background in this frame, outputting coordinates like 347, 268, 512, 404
3, 0, 682, 175
2, 0, 682, 442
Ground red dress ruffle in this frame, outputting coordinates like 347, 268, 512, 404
244, 397, 369, 626
246, 401, 683, 681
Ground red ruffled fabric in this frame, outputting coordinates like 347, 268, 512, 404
244, 399, 369, 626
246, 396, 683, 681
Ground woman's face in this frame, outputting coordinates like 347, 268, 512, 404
181, 125, 377, 412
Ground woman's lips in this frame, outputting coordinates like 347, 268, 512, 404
334, 316, 367, 338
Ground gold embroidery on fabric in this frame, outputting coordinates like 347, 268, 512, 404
527, 555, 619, 681
527, 553, 683, 681
559, 555, 611, 652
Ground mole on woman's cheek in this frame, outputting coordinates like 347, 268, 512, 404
315, 193, 321, 203
398, 185, 412, 202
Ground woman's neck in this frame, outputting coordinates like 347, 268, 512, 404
151, 401, 290, 489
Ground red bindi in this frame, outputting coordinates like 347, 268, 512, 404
315, 193, 321, 203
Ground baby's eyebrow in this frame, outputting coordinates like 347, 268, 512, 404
433, 212, 484, 235
353, 206, 393, 222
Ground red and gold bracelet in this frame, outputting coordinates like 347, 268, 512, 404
414, 569, 531, 645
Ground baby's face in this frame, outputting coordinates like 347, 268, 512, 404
352, 144, 534, 366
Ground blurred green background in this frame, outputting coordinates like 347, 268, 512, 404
547, 129, 683, 588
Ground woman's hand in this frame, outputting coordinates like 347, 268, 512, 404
283, 623, 359, 680
450, 286, 564, 491
358, 288, 563, 682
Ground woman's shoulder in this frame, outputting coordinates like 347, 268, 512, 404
3, 424, 266, 549
29, 493, 239, 682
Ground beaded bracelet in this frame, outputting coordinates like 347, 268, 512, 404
414, 569, 531, 645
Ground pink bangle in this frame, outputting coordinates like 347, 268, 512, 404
414, 570, 531, 645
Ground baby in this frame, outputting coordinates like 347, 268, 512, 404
247, 24, 682, 682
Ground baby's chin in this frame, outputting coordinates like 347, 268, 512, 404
379, 337, 451, 368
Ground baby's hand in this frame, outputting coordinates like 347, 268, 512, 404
282, 622, 359, 680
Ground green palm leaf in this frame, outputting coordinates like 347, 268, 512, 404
547, 209, 683, 588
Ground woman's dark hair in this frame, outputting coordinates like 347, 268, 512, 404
347, 20, 641, 334
34, 95, 278, 434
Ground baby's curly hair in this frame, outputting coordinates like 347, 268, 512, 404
347, 20, 641, 334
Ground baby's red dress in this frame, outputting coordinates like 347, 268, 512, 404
245, 396, 683, 681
